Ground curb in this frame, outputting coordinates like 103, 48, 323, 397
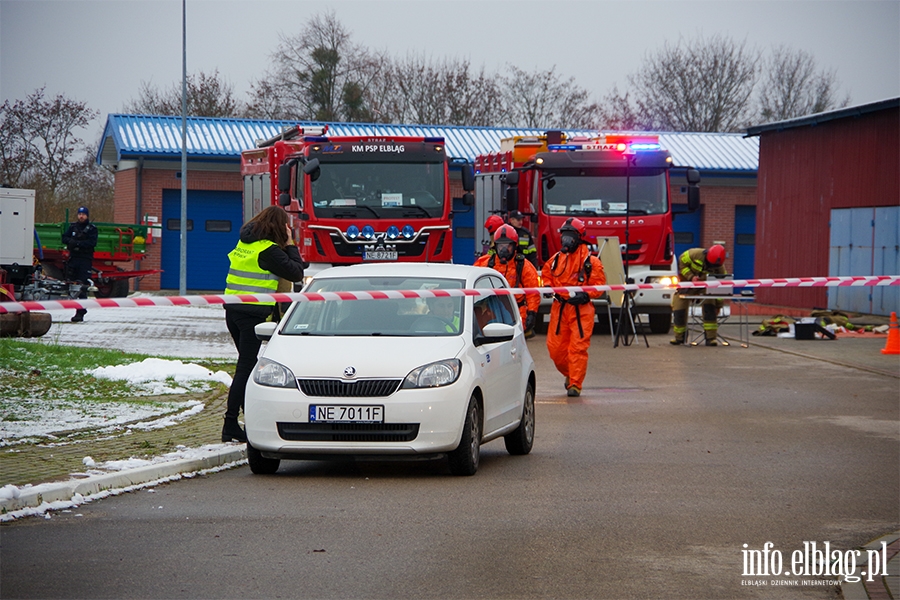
840, 531, 900, 600
1, 445, 246, 515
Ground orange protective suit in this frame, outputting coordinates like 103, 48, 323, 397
475, 253, 540, 324
541, 245, 606, 392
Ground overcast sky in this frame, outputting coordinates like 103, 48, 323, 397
2, 0, 898, 143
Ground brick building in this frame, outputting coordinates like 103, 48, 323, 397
96, 116, 759, 291
746, 98, 899, 316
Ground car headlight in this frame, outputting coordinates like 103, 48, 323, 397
253, 358, 297, 388
401, 359, 461, 389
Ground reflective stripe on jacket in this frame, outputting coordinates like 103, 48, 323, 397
225, 240, 279, 305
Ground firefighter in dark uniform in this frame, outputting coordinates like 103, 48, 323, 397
670, 244, 727, 346
507, 210, 537, 267
62, 206, 98, 322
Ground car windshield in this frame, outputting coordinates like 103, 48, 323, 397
281, 276, 465, 337
310, 162, 445, 219
542, 167, 669, 216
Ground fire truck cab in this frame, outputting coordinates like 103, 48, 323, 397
474, 131, 700, 334
242, 126, 474, 279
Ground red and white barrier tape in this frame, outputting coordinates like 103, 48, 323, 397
1, 275, 898, 315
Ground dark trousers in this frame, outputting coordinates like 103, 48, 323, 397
224, 305, 271, 421
65, 257, 92, 299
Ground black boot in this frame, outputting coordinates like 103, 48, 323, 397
71, 309, 87, 323
222, 417, 247, 443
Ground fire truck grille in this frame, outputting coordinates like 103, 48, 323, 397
329, 233, 429, 258
297, 378, 402, 397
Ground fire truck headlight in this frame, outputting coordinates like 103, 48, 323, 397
401, 224, 415, 239
646, 275, 677, 287
386, 225, 400, 240
346, 225, 360, 240
361, 225, 376, 240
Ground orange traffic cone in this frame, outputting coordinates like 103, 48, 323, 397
882, 312, 900, 355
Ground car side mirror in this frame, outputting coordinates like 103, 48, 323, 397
277, 164, 292, 192
474, 322, 515, 346
461, 164, 475, 192
255, 322, 277, 341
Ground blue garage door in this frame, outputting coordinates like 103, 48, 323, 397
672, 204, 702, 260
452, 196, 476, 265
829, 206, 899, 315
733, 205, 756, 282
161, 190, 243, 290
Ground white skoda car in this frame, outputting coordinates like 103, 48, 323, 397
244, 263, 536, 476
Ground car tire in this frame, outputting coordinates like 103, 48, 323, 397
448, 394, 481, 476
247, 442, 280, 475
504, 381, 535, 455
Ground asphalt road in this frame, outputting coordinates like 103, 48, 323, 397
2, 327, 897, 599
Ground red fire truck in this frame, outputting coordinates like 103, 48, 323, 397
241, 126, 473, 278
474, 132, 700, 333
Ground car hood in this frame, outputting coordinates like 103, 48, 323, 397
262, 334, 468, 380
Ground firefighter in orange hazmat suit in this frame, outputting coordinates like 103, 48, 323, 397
475, 224, 540, 337
541, 218, 606, 397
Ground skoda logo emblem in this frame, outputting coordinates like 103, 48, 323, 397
343, 366, 357, 379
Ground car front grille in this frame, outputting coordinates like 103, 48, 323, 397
297, 378, 402, 397
277, 422, 419, 442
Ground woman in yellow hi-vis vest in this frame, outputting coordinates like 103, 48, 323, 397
223, 206, 306, 442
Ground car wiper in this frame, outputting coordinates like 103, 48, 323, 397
400, 205, 431, 218
356, 205, 382, 218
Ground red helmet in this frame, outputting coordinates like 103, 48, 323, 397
484, 214, 504, 235
706, 244, 726, 267
493, 224, 519, 245
559, 217, 586, 239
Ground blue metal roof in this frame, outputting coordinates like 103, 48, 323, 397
97, 114, 759, 173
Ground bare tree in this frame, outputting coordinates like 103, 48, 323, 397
123, 69, 245, 117
596, 85, 649, 131
0, 88, 111, 221
500, 65, 600, 129
612, 35, 761, 132
757, 45, 850, 122
373, 54, 505, 126
248, 10, 384, 122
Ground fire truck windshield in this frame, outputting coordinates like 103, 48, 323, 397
310, 162, 444, 219
541, 167, 669, 217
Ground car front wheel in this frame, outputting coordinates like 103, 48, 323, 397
247, 442, 280, 475
504, 381, 535, 455
448, 394, 481, 476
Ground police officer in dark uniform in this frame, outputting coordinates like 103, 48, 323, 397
62, 206, 98, 322
507, 210, 537, 267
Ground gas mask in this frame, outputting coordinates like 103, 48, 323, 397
496, 243, 516, 264
560, 232, 580, 254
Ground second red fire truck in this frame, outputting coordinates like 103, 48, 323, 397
474, 131, 700, 333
